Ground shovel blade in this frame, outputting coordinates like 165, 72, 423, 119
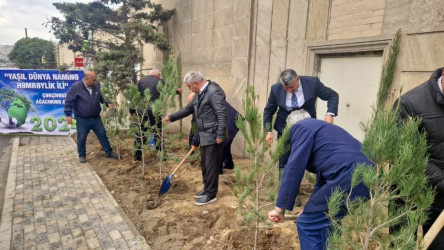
158, 174, 174, 196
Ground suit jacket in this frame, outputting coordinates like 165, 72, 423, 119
276, 119, 371, 212
263, 76, 339, 134
170, 81, 227, 146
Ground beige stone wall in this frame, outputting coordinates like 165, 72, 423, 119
140, 0, 444, 156
150, 0, 251, 156
382, 0, 444, 95
328, 0, 385, 40
56, 44, 82, 70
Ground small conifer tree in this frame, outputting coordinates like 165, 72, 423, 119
326, 29, 435, 249
101, 80, 127, 159
123, 84, 152, 174
151, 56, 179, 178
234, 86, 290, 249
175, 54, 184, 136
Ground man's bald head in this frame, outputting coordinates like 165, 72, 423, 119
83, 71, 97, 87
149, 68, 161, 78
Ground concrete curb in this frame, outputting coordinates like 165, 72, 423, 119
0, 137, 19, 249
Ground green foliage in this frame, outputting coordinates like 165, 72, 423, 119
376, 29, 401, 111
327, 28, 434, 249
47, 0, 174, 89
175, 54, 183, 134
0, 87, 34, 112
151, 56, 179, 151
122, 84, 152, 174
9, 38, 57, 69
234, 86, 289, 249
101, 80, 128, 159
327, 109, 434, 249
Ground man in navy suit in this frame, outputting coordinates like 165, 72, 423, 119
268, 110, 371, 250
263, 69, 338, 168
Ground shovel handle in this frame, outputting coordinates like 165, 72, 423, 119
284, 214, 298, 221
171, 147, 195, 176
422, 210, 444, 250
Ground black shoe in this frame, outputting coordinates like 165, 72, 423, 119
79, 157, 86, 163
193, 190, 206, 199
106, 152, 119, 159
134, 155, 142, 161
195, 195, 217, 206
223, 163, 234, 169
219, 168, 224, 175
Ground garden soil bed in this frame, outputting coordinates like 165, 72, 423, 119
81, 132, 313, 249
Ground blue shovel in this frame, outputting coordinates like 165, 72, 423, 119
158, 147, 195, 196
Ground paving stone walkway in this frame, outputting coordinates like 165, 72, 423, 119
0, 136, 150, 250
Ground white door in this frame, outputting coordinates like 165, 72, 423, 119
316, 56, 383, 141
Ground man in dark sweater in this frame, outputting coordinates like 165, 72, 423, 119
65, 71, 119, 163
132, 68, 182, 161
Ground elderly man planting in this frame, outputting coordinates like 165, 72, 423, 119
163, 71, 227, 206
268, 110, 371, 250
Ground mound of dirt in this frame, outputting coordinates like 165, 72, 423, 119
82, 132, 312, 249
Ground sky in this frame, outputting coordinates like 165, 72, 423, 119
0, 0, 94, 45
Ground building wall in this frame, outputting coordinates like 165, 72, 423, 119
122, 0, 444, 155
328, 0, 385, 40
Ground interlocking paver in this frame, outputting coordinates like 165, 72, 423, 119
0, 137, 150, 249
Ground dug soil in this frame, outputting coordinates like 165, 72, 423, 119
82, 132, 313, 249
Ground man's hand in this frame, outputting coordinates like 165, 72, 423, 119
66, 116, 72, 124
177, 88, 183, 94
324, 114, 334, 124
162, 116, 171, 123
107, 103, 115, 109
216, 139, 223, 144
265, 133, 273, 146
268, 207, 285, 223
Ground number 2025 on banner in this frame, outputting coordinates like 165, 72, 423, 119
30, 116, 76, 132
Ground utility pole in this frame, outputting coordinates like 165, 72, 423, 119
25, 28, 28, 38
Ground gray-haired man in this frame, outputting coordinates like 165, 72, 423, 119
263, 69, 339, 169
163, 71, 227, 205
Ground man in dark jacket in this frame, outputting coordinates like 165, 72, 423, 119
263, 69, 338, 169
163, 71, 227, 206
268, 110, 371, 250
132, 69, 183, 160
65, 71, 119, 163
393, 67, 444, 249
187, 92, 240, 174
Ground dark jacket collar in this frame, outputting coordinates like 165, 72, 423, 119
429, 67, 444, 104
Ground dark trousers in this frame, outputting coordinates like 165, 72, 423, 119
134, 110, 162, 157
222, 136, 235, 169
76, 116, 112, 157
297, 209, 346, 250
423, 208, 444, 249
278, 132, 290, 169
200, 143, 224, 198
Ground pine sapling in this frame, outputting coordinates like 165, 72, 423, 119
101, 80, 127, 159
234, 86, 290, 249
123, 84, 153, 174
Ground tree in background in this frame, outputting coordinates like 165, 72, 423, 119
8, 38, 56, 69
327, 29, 434, 249
234, 86, 290, 249
47, 0, 174, 89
